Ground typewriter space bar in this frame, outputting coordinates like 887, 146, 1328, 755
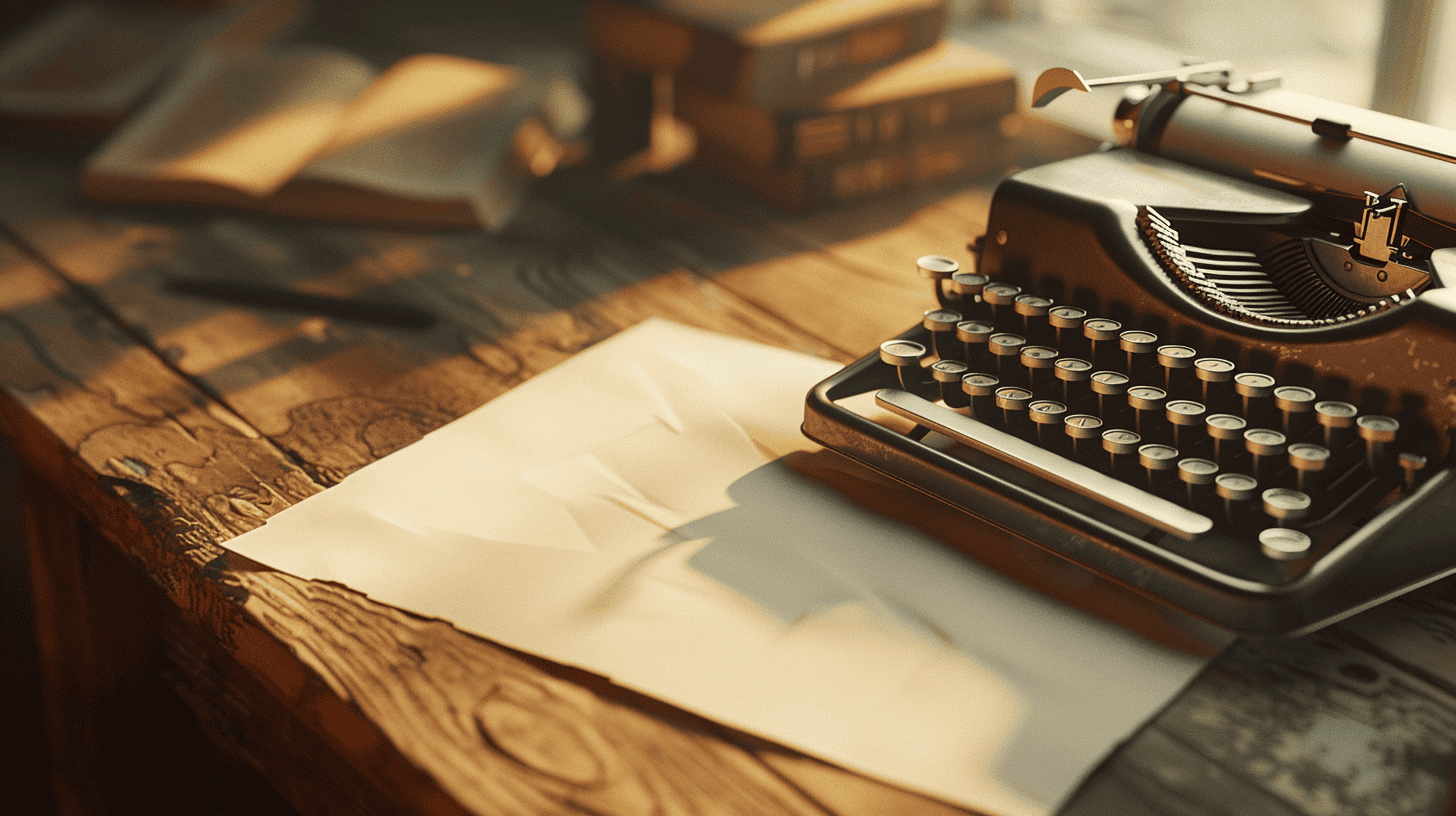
875, 389, 1214, 540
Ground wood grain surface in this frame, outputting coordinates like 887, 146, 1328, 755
5, 3, 1456, 815
0, 133, 986, 815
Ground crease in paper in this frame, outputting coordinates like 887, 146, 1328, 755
226, 319, 1229, 816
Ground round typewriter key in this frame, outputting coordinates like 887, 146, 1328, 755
1165, 400, 1208, 452
1083, 318, 1122, 341
1194, 357, 1235, 379
983, 283, 1021, 305
961, 373, 1000, 395
1274, 385, 1317, 438
1233, 372, 1276, 397
1127, 386, 1167, 409
1288, 442, 1330, 493
1102, 429, 1142, 478
1356, 414, 1399, 442
1177, 457, 1219, 508
1357, 414, 1400, 469
1102, 430, 1141, 452
995, 386, 1034, 407
1399, 452, 1429, 492
1091, 371, 1131, 424
1244, 429, 1287, 481
931, 359, 969, 380
1119, 331, 1160, 384
1029, 400, 1068, 448
1015, 295, 1055, 343
1215, 473, 1258, 499
930, 359, 970, 408
1156, 344, 1197, 397
1315, 400, 1359, 450
1138, 443, 1180, 491
948, 271, 988, 312
879, 340, 925, 366
1177, 457, 1219, 484
1029, 400, 1068, 419
1048, 306, 1087, 354
1048, 305, 1087, 328
1127, 385, 1168, 439
922, 309, 961, 359
948, 271, 987, 294
1013, 295, 1052, 316
983, 283, 1023, 330
1235, 372, 1278, 425
880, 340, 927, 392
1064, 414, 1104, 461
916, 255, 958, 280
996, 386, 1035, 439
1259, 527, 1312, 561
1019, 345, 1059, 392
1165, 400, 1206, 420
1119, 331, 1158, 354
988, 333, 1028, 384
1205, 413, 1247, 465
961, 373, 1000, 423
1215, 472, 1259, 521
1054, 357, 1093, 409
1244, 428, 1287, 455
917, 255, 958, 304
1083, 318, 1122, 370
1262, 488, 1312, 525
1156, 345, 1197, 367
1194, 357, 1236, 409
1090, 371, 1130, 391
956, 319, 995, 366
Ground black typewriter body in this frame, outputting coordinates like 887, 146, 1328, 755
804, 73, 1456, 636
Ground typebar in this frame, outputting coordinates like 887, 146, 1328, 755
875, 388, 1215, 539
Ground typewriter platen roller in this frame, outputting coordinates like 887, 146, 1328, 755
803, 64, 1456, 636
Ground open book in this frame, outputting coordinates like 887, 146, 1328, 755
82, 45, 590, 230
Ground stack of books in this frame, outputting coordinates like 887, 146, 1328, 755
587, 0, 1019, 211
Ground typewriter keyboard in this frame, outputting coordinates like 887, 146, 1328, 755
802, 255, 1447, 635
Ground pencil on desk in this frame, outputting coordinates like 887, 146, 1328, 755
165, 277, 436, 329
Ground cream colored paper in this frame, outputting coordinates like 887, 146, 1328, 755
227, 319, 1224, 815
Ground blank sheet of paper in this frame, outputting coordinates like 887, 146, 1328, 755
226, 318, 1227, 815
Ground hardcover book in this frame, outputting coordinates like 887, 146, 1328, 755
586, 0, 947, 107
675, 40, 1017, 167
694, 123, 1013, 211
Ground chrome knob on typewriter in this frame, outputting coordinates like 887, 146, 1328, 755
803, 63, 1456, 636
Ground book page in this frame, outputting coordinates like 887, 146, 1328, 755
294, 54, 526, 200
287, 54, 589, 229
84, 44, 376, 203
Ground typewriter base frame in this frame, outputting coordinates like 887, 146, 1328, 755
804, 328, 1456, 638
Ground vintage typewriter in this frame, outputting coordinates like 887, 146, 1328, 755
803, 62, 1456, 636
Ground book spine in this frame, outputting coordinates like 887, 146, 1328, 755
779, 78, 1017, 165
685, 3, 948, 106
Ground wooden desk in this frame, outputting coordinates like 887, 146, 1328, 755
5, 6, 1456, 814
